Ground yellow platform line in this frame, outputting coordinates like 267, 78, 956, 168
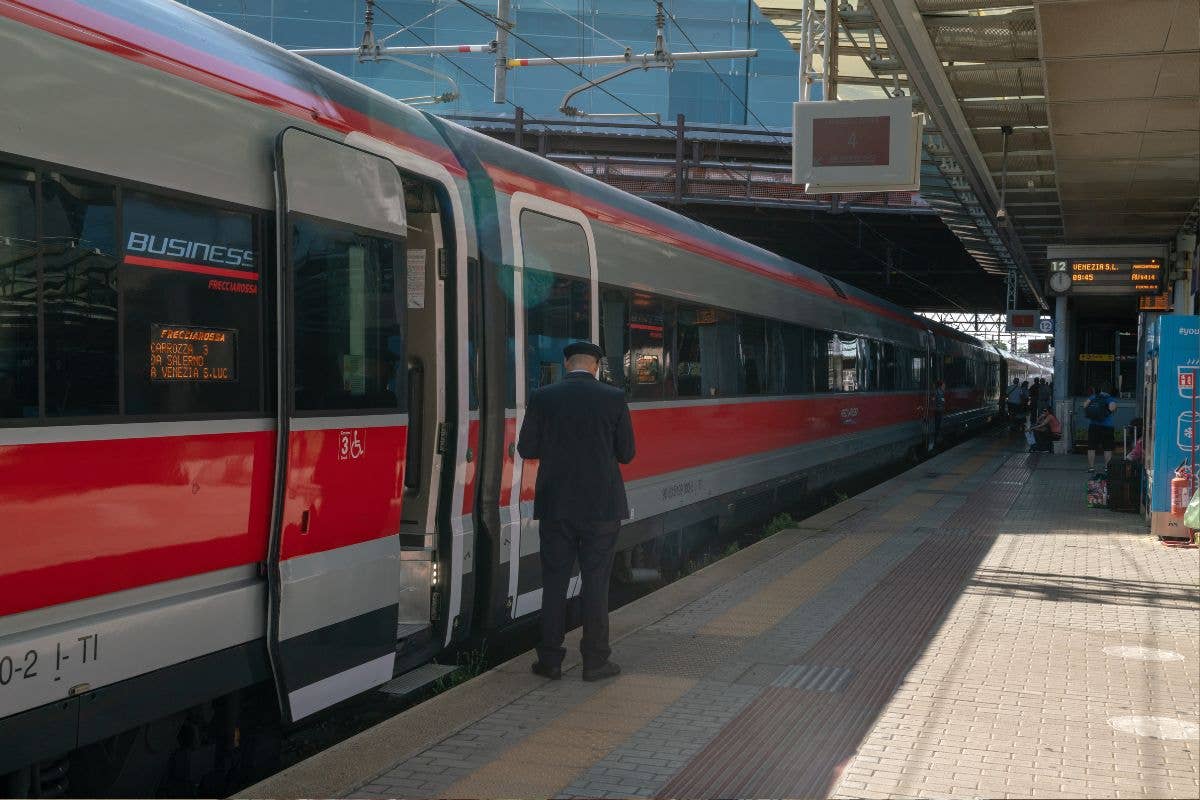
699, 531, 891, 638
441, 674, 695, 798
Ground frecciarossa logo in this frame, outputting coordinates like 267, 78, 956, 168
126, 231, 256, 269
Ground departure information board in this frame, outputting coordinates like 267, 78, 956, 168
150, 324, 237, 382
1050, 258, 1163, 295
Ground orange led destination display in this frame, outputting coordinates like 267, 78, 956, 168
1069, 259, 1161, 295
150, 324, 237, 382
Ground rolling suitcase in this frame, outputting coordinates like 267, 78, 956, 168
1107, 430, 1141, 512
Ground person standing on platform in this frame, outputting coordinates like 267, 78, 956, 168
1028, 379, 1041, 426
519, 341, 635, 682
1084, 384, 1118, 473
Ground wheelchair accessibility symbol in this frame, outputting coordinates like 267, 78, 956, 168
338, 429, 366, 460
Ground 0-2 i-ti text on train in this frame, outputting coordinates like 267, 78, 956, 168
0, 0, 1049, 794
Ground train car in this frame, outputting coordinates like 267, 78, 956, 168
0, 1, 1012, 794
1000, 348, 1053, 388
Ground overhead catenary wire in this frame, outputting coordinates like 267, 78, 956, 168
653, 1, 786, 147
538, 0, 628, 52
448, 0, 762, 181
356, 4, 957, 312
378, 1, 450, 45
371, 0, 553, 126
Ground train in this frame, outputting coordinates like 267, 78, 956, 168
0, 0, 1050, 795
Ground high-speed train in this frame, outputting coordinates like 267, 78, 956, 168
0, 0, 1048, 794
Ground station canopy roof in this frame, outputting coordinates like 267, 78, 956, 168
753, 0, 1200, 308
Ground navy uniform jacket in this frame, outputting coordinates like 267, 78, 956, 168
517, 371, 636, 522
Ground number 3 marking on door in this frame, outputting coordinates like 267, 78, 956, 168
339, 429, 366, 460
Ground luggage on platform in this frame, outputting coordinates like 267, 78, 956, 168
1107, 461, 1140, 513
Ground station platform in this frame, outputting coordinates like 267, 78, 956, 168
244, 436, 1200, 800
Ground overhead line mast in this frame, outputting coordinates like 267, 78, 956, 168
290, 0, 757, 119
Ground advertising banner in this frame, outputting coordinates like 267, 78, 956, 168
1148, 316, 1200, 536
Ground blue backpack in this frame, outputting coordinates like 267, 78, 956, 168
1084, 394, 1111, 422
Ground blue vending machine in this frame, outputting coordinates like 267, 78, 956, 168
1146, 315, 1200, 537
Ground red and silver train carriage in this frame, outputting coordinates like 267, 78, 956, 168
0, 0, 1046, 793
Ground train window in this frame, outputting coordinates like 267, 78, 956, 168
41, 173, 119, 417
0, 166, 38, 419
811, 330, 833, 392
599, 286, 627, 391
736, 315, 768, 395
829, 334, 859, 392
879, 342, 898, 391
910, 351, 924, 389
501, 263, 516, 409
857, 339, 878, 391
628, 291, 667, 400
122, 192, 263, 415
467, 257, 480, 410
676, 305, 734, 398
523, 269, 589, 394
519, 211, 589, 279
291, 217, 405, 413
768, 321, 810, 394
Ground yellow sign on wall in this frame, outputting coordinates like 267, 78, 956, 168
1079, 353, 1115, 362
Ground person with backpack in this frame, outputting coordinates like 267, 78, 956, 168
1084, 384, 1118, 472
1007, 380, 1028, 430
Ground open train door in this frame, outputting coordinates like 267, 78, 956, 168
505, 195, 599, 618
267, 128, 410, 723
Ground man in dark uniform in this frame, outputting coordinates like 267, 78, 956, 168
518, 341, 636, 682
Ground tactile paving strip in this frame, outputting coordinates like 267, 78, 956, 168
659, 449, 1033, 799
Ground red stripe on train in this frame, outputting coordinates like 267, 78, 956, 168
516, 392, 928, 503
124, 254, 260, 281
1, 395, 948, 616
0, 431, 274, 616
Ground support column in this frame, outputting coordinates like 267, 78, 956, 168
1173, 277, 1193, 315
1054, 293, 1071, 450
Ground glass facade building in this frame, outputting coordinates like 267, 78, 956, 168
182, 1, 801, 127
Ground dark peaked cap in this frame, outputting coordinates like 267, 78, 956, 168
563, 341, 604, 360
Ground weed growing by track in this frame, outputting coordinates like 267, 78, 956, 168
433, 643, 490, 694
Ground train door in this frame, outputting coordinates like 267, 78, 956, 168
922, 330, 937, 451
506, 194, 598, 618
267, 128, 410, 723
396, 176, 447, 636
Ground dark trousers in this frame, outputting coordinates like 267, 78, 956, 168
933, 411, 943, 438
1033, 429, 1059, 452
536, 519, 619, 670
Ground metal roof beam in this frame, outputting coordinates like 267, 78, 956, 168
870, 0, 1045, 309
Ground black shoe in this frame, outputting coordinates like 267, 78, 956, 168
531, 661, 561, 680
582, 661, 621, 682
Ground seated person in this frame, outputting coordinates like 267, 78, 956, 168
1029, 408, 1062, 453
